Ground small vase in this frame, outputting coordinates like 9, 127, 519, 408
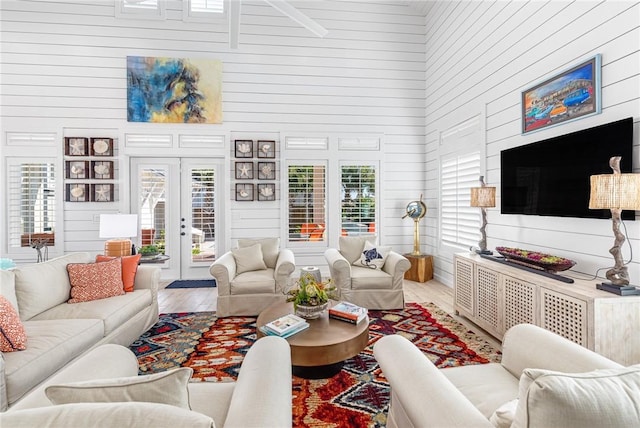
295, 302, 329, 319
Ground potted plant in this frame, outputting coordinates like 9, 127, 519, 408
139, 244, 159, 257
286, 273, 336, 319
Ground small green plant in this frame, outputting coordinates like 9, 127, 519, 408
286, 273, 335, 309
139, 245, 159, 256
191, 247, 201, 255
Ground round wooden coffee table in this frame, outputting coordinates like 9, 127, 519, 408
257, 300, 369, 379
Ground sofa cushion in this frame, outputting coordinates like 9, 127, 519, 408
3, 318, 103, 406
0, 295, 27, 352
67, 258, 125, 303
230, 269, 276, 295
339, 236, 376, 265
354, 241, 391, 270
14, 253, 91, 321
0, 402, 216, 428
31, 289, 153, 336
95, 254, 142, 292
238, 238, 279, 269
46, 367, 193, 409
489, 399, 518, 428
0, 269, 18, 316
232, 244, 267, 274
512, 365, 640, 428
350, 266, 392, 290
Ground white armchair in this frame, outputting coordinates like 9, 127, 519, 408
210, 238, 295, 317
324, 236, 410, 309
374, 324, 631, 428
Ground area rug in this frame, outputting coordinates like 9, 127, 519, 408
131, 303, 501, 427
165, 279, 216, 289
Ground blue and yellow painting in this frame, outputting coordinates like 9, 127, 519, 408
127, 56, 222, 124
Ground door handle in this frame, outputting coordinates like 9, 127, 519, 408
181, 232, 186, 236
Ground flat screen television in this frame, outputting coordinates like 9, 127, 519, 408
501, 117, 635, 220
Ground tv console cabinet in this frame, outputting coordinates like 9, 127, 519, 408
454, 252, 640, 365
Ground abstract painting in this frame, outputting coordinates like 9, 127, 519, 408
522, 55, 601, 134
127, 56, 222, 124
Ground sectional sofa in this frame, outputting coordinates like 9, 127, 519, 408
0, 252, 160, 411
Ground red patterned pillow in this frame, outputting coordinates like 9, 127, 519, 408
0, 295, 27, 352
67, 258, 125, 304
95, 254, 141, 292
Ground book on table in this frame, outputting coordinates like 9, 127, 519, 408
329, 301, 368, 324
263, 313, 309, 336
259, 321, 309, 338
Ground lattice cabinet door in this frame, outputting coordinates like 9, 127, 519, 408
475, 265, 501, 337
454, 257, 475, 317
503, 276, 537, 332
541, 288, 588, 347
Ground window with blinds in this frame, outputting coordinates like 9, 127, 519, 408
441, 152, 481, 250
138, 167, 167, 249
115, 0, 166, 19
341, 165, 376, 236
190, 0, 224, 14
190, 168, 216, 262
288, 164, 326, 243
8, 162, 56, 248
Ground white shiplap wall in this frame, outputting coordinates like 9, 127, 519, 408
0, 0, 427, 269
422, 0, 640, 286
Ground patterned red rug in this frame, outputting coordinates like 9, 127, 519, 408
131, 302, 501, 427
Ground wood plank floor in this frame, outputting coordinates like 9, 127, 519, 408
157, 278, 501, 349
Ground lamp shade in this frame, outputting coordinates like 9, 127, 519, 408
99, 214, 138, 238
470, 186, 496, 208
589, 174, 640, 210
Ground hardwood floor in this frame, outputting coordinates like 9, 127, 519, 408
157, 278, 501, 349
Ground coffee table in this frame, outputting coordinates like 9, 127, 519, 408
257, 300, 369, 379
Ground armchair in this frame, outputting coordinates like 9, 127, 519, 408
210, 238, 295, 317
374, 324, 630, 428
324, 236, 410, 309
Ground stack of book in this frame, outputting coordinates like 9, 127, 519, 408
328, 301, 368, 324
260, 313, 309, 338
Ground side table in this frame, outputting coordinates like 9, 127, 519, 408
403, 254, 433, 283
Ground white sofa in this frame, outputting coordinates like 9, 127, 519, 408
374, 324, 639, 428
0, 336, 292, 428
0, 252, 160, 411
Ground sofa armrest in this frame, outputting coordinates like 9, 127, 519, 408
0, 352, 7, 412
274, 248, 295, 291
501, 324, 622, 378
224, 336, 292, 428
133, 266, 160, 301
374, 335, 492, 428
324, 248, 351, 294
382, 251, 411, 290
209, 252, 236, 297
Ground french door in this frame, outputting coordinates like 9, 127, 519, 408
130, 157, 224, 279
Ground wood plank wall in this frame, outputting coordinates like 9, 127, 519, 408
420, 0, 640, 286
0, 0, 427, 268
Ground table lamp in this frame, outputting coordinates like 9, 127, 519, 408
470, 176, 496, 255
99, 214, 138, 257
589, 156, 640, 295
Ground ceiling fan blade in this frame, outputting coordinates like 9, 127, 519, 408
229, 0, 242, 49
263, 0, 328, 38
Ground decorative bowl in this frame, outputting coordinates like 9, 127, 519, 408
295, 302, 329, 319
495, 247, 576, 272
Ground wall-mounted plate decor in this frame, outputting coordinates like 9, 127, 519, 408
235, 140, 253, 158
257, 183, 275, 201
90, 138, 114, 156
92, 184, 114, 202
91, 161, 113, 179
236, 183, 254, 201
66, 161, 89, 179
257, 140, 275, 158
258, 162, 275, 180
66, 183, 90, 202
235, 161, 254, 179
65, 137, 89, 156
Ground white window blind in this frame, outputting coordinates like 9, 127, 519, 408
341, 165, 376, 236
190, 0, 224, 14
441, 152, 481, 250
8, 161, 56, 248
288, 164, 326, 243
115, 0, 166, 19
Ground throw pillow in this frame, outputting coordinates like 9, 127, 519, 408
355, 241, 391, 269
45, 367, 193, 410
95, 254, 142, 292
67, 258, 125, 304
232, 244, 267, 274
339, 236, 376, 264
512, 365, 640, 428
238, 238, 279, 269
0, 295, 27, 352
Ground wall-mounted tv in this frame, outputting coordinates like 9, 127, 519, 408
501, 117, 635, 220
